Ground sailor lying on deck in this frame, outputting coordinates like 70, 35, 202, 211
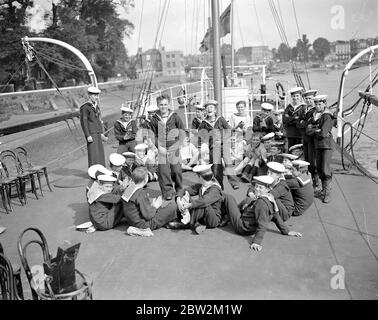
122, 166, 177, 233
224, 175, 302, 252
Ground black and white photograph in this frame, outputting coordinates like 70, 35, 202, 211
0, 0, 377, 306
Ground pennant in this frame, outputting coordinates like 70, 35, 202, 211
220, 4, 231, 37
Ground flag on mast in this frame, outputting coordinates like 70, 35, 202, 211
199, 4, 231, 52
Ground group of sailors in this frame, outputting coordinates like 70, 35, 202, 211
78, 84, 336, 251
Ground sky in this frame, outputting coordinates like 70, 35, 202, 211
29, 0, 378, 56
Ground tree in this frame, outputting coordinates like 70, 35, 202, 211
277, 43, 291, 62
296, 34, 311, 62
313, 37, 331, 61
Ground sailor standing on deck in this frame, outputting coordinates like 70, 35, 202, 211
192, 104, 206, 130
253, 103, 274, 134
283, 86, 305, 149
313, 95, 335, 203
114, 105, 138, 154
150, 94, 185, 200
198, 100, 240, 190
80, 86, 108, 167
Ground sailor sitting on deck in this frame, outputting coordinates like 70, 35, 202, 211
253, 103, 275, 134
87, 164, 114, 194
109, 153, 126, 184
122, 166, 178, 235
279, 153, 299, 177
289, 144, 304, 160
167, 164, 224, 234
223, 175, 302, 252
119, 152, 139, 184
134, 143, 158, 182
266, 162, 295, 222
285, 160, 314, 217
180, 131, 200, 171
87, 175, 124, 232
114, 105, 138, 154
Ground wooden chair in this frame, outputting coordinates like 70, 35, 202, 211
17, 228, 92, 300
0, 242, 24, 300
0, 158, 25, 209
0, 150, 39, 203
14, 147, 53, 197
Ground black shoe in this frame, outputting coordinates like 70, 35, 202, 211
166, 221, 190, 230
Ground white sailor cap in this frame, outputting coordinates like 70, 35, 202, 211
97, 174, 117, 183
195, 104, 205, 110
261, 103, 274, 111
203, 100, 218, 108
193, 164, 213, 175
146, 105, 159, 113
135, 143, 148, 151
88, 164, 113, 179
267, 162, 286, 174
122, 152, 136, 158
252, 175, 275, 187
88, 86, 101, 94
280, 153, 299, 160
273, 109, 285, 114
292, 160, 310, 167
120, 105, 133, 113
303, 89, 318, 97
289, 144, 303, 152
313, 94, 328, 102
261, 132, 275, 141
288, 86, 304, 95
109, 153, 126, 166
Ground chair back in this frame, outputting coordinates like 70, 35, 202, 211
0, 150, 21, 177
14, 147, 33, 172
17, 228, 51, 300
0, 253, 17, 300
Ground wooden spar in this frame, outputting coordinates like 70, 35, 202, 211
358, 91, 378, 107
230, 0, 235, 86
211, 0, 222, 115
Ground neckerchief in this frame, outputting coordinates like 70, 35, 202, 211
87, 181, 107, 204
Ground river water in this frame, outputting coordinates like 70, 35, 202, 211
260, 65, 378, 175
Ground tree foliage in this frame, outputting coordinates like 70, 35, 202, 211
296, 34, 311, 62
312, 37, 331, 61
277, 43, 291, 62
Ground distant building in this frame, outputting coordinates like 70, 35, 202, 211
236, 47, 252, 64
330, 41, 351, 62
135, 48, 162, 79
160, 46, 185, 76
251, 46, 272, 64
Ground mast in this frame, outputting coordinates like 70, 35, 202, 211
230, 0, 235, 87
211, 0, 222, 114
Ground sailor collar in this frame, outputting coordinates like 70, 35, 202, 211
155, 111, 175, 122
116, 118, 133, 130
202, 116, 221, 128
200, 180, 222, 196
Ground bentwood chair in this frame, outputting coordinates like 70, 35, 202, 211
18, 228, 92, 300
0, 158, 25, 210
0, 150, 39, 203
14, 147, 53, 197
0, 242, 24, 300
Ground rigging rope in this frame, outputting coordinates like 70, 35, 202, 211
0, 61, 26, 94
253, 0, 265, 46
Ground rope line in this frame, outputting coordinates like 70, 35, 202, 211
0, 61, 26, 94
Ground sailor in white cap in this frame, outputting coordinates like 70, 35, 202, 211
198, 99, 240, 190
167, 164, 224, 234
192, 103, 206, 130
119, 152, 138, 183
312, 94, 334, 203
80, 86, 106, 167
272, 108, 285, 135
113, 104, 137, 154
261, 132, 275, 164
109, 153, 126, 183
266, 162, 295, 221
289, 143, 304, 158
285, 159, 314, 216
121, 166, 178, 232
253, 102, 274, 134
149, 93, 185, 200
284, 86, 305, 149
223, 175, 302, 252
134, 143, 158, 181
87, 174, 123, 232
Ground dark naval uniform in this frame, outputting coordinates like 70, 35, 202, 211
270, 179, 294, 222
89, 193, 123, 231
180, 181, 224, 228
122, 188, 177, 230
150, 111, 185, 199
191, 117, 202, 130
114, 118, 138, 154
301, 107, 318, 179
286, 173, 314, 216
224, 194, 289, 246
283, 104, 305, 149
198, 116, 239, 190
314, 110, 335, 199
80, 101, 105, 167
252, 113, 274, 134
